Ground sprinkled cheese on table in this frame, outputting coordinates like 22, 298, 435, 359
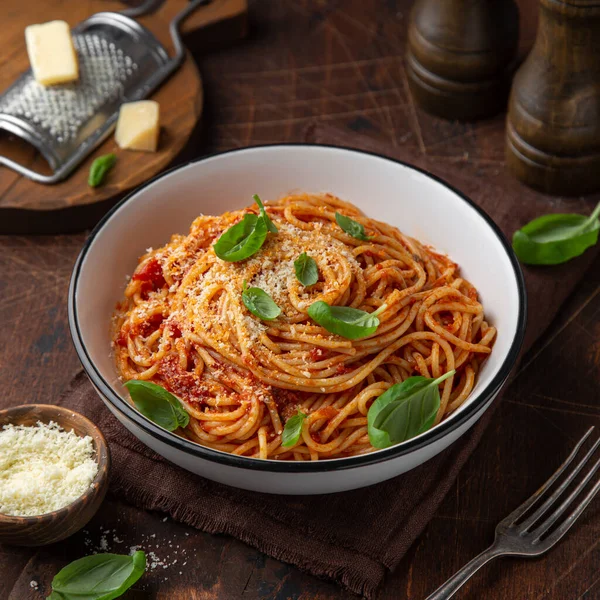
0, 421, 98, 517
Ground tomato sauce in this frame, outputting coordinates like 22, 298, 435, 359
116, 329, 128, 347
132, 258, 166, 291
132, 313, 163, 337
309, 347, 326, 362
157, 355, 211, 405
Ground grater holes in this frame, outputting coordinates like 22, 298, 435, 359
0, 31, 139, 143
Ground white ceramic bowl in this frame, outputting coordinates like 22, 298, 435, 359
68, 145, 526, 495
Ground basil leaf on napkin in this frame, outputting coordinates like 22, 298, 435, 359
512, 201, 600, 265
368, 371, 455, 449
48, 551, 146, 600
125, 380, 189, 431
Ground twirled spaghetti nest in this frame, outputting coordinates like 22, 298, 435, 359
113, 193, 495, 460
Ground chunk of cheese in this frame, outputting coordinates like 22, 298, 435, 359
25, 20, 79, 86
115, 101, 161, 152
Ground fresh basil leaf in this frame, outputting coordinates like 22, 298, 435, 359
48, 551, 146, 600
335, 211, 370, 241
367, 371, 455, 449
88, 153, 117, 188
214, 213, 268, 262
512, 201, 600, 265
242, 281, 281, 320
281, 411, 307, 447
125, 380, 189, 431
294, 252, 319, 286
253, 194, 278, 233
173, 401, 189, 428
214, 195, 277, 262
307, 301, 385, 339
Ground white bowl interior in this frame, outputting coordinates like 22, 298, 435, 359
75, 146, 521, 453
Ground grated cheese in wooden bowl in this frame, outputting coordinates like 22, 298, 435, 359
0, 421, 98, 517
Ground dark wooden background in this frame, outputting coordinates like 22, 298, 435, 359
2, 1, 600, 598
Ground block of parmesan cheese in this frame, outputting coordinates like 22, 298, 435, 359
25, 20, 79, 86
115, 101, 161, 152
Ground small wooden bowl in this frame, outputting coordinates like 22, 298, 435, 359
0, 404, 110, 546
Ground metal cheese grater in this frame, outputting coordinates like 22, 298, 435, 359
0, 0, 209, 184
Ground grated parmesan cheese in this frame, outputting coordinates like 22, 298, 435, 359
170, 219, 362, 352
0, 421, 98, 517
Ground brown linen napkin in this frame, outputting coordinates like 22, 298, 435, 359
58, 124, 600, 599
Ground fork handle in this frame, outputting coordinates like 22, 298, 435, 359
424, 546, 504, 600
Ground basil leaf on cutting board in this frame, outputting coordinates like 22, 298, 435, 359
48, 551, 146, 600
125, 380, 189, 431
242, 281, 281, 320
367, 371, 455, 449
335, 212, 370, 241
281, 411, 308, 447
307, 301, 386, 339
512, 201, 600, 265
294, 252, 319, 286
88, 153, 117, 188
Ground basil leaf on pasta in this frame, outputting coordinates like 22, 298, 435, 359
214, 213, 268, 262
367, 371, 455, 449
281, 411, 307, 447
307, 301, 385, 339
294, 252, 319, 286
88, 153, 116, 188
125, 380, 189, 431
335, 211, 370, 241
253, 194, 278, 233
49, 551, 146, 600
173, 402, 189, 428
242, 281, 281, 320
512, 201, 600, 265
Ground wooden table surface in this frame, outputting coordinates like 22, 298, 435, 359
2, 1, 600, 598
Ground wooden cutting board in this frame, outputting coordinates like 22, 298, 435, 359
0, 0, 247, 234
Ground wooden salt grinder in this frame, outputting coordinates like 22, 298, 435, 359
406, 0, 520, 121
506, 0, 600, 195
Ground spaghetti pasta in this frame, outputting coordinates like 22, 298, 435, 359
112, 193, 496, 460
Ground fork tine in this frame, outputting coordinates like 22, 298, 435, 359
501, 427, 595, 526
531, 454, 600, 542
519, 434, 600, 531
535, 469, 600, 548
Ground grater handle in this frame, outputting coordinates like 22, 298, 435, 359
119, 0, 164, 18
0, 156, 62, 184
169, 0, 213, 68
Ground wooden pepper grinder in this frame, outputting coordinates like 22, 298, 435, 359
406, 0, 519, 120
506, 0, 600, 195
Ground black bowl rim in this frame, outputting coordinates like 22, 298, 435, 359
68, 143, 527, 473
0, 404, 110, 522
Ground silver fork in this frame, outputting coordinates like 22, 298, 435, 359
425, 427, 600, 600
